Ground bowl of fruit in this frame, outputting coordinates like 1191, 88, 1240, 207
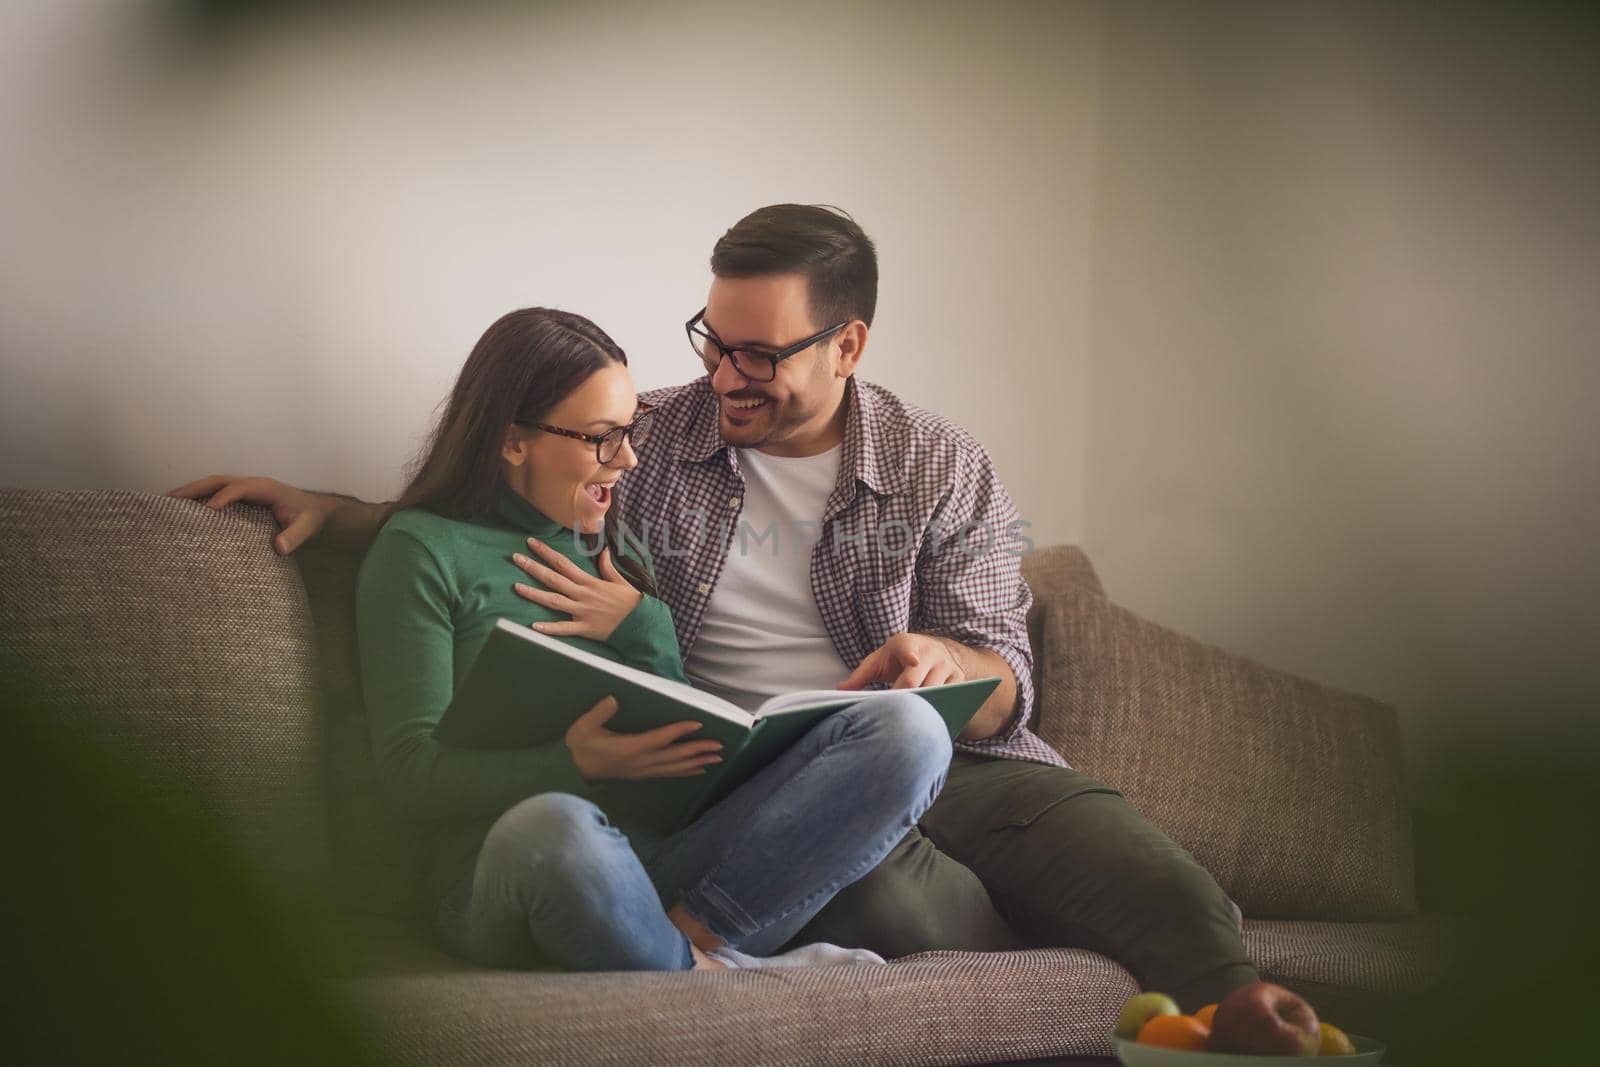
1111, 983, 1385, 1065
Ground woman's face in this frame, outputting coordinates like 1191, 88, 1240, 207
502, 362, 640, 534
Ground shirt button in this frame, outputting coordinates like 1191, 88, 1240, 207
727, 496, 740, 509
697, 582, 711, 594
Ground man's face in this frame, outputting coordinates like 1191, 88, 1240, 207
701, 273, 849, 456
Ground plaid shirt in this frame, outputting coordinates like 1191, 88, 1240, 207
616, 375, 1067, 769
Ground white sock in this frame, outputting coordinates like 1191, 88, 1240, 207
707, 941, 887, 969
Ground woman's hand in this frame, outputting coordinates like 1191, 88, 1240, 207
565, 697, 724, 782
513, 538, 643, 642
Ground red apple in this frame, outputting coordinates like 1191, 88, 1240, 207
1208, 981, 1320, 1056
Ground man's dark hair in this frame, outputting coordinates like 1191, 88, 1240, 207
710, 204, 878, 328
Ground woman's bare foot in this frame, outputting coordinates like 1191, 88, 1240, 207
668, 902, 726, 954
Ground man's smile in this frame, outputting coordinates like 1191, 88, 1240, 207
722, 394, 770, 419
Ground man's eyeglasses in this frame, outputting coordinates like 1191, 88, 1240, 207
685, 307, 848, 383
518, 402, 655, 465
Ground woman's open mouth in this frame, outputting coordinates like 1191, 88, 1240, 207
584, 482, 616, 507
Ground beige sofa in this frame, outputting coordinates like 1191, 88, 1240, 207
0, 489, 1441, 1064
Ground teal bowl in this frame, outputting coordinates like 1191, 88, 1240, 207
1111, 1033, 1385, 1066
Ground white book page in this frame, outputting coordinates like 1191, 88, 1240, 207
753, 688, 870, 718
494, 619, 755, 728
753, 678, 991, 719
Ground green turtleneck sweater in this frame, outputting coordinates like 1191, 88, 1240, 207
355, 483, 685, 905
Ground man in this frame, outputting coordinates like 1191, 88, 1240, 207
173, 204, 1256, 1008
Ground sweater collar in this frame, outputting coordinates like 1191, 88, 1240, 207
488, 482, 568, 539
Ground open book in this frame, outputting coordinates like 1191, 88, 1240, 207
436, 618, 1000, 833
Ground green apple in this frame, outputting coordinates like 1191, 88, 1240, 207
1114, 992, 1180, 1040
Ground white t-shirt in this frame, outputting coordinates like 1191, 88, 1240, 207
683, 443, 852, 710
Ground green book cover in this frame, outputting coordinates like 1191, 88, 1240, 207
436, 618, 1001, 832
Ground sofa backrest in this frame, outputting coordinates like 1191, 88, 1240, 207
1020, 546, 1417, 920
1, 491, 1414, 923
0, 489, 332, 906
1018, 544, 1105, 743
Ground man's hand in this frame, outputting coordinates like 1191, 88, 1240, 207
169, 474, 387, 555
837, 632, 967, 691
169, 475, 331, 556
564, 696, 724, 782
839, 632, 1018, 742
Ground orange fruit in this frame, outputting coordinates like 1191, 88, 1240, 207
1137, 1013, 1210, 1051
1194, 1003, 1219, 1028
1319, 1021, 1357, 1056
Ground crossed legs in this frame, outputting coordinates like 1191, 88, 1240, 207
788, 753, 1257, 1009
436, 691, 953, 971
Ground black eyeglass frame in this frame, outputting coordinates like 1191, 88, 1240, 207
685, 307, 849, 383
517, 402, 655, 466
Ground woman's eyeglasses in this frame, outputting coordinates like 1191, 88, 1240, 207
518, 402, 655, 465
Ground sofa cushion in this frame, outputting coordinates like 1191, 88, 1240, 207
1245, 917, 1444, 998
335, 916, 1442, 1065
0, 489, 330, 901
340, 946, 1139, 1066
1029, 580, 1416, 920
1247, 917, 1446, 1057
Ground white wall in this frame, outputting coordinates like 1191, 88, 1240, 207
0, 0, 1098, 547
1084, 3, 1600, 796
3, 1, 1595, 798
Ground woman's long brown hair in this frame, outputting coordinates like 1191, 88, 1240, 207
393, 307, 656, 595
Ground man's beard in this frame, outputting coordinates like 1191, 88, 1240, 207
716, 391, 799, 448
718, 362, 833, 449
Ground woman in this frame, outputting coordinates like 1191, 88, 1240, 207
356, 307, 952, 972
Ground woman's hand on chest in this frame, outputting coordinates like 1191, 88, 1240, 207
511, 537, 643, 642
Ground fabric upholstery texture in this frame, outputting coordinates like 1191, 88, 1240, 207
1021, 544, 1105, 725
1244, 918, 1444, 996
1019, 543, 1107, 603
333, 916, 1444, 1064
1026, 576, 1417, 920
0, 489, 330, 900
342, 947, 1139, 1065
2, 490, 1439, 1065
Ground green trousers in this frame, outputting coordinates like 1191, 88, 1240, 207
785, 753, 1258, 1010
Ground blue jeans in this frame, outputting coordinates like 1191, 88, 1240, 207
435, 690, 952, 971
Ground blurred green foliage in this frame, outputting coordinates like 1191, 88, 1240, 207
1, 704, 380, 1066
1398, 749, 1597, 1065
